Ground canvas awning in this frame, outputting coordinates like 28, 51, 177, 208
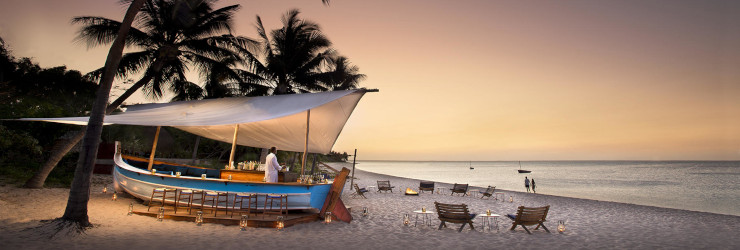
20, 89, 369, 154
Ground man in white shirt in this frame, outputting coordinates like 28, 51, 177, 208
265, 147, 282, 182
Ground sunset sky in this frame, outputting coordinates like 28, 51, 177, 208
1, 0, 739, 161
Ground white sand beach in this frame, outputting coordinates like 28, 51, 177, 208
1, 163, 738, 250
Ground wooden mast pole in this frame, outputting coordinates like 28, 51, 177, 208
147, 126, 161, 171
301, 109, 311, 179
228, 124, 240, 169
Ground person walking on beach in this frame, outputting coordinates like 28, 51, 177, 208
524, 177, 530, 193
531, 178, 536, 193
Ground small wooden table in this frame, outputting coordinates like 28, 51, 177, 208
413, 210, 434, 227
478, 213, 501, 232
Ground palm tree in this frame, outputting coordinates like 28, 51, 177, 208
254, 9, 335, 95
317, 55, 366, 91
25, 0, 259, 189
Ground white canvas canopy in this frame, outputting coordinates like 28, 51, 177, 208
21, 89, 369, 154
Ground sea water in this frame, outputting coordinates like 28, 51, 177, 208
356, 161, 740, 216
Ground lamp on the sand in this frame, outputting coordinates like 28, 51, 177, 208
403, 214, 410, 226
240, 215, 248, 231
103, 186, 107, 194
276, 216, 285, 231
509, 196, 513, 203
324, 212, 332, 224
128, 202, 134, 216
362, 207, 369, 217
112, 192, 117, 201
157, 207, 164, 221
196, 211, 204, 226
558, 220, 566, 233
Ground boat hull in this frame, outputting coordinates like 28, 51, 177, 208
113, 150, 333, 210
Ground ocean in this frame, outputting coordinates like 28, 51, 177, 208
355, 161, 740, 216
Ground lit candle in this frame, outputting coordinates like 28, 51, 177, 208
558, 220, 566, 233
486, 209, 491, 216
201, 174, 206, 180
228, 175, 232, 181
403, 214, 410, 226
421, 207, 426, 213
175, 172, 181, 177
509, 196, 513, 203
112, 192, 117, 201
103, 186, 107, 194
152, 169, 157, 174
362, 207, 369, 217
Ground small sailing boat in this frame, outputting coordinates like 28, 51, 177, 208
469, 161, 474, 170
517, 161, 531, 173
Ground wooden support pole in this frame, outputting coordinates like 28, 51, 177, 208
301, 110, 310, 178
228, 124, 240, 169
350, 149, 357, 190
147, 126, 161, 171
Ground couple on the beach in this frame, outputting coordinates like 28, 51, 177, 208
525, 177, 536, 193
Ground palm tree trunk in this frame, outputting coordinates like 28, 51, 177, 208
191, 136, 200, 165
61, 0, 145, 226
23, 58, 162, 189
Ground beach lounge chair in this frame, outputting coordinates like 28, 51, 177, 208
377, 180, 395, 193
419, 181, 435, 194
434, 202, 476, 232
351, 184, 369, 199
450, 183, 468, 196
507, 205, 551, 234
479, 186, 495, 199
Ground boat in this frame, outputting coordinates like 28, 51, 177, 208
469, 161, 474, 170
21, 89, 376, 213
518, 161, 531, 173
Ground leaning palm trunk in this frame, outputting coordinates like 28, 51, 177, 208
24, 59, 162, 189
59, 0, 145, 228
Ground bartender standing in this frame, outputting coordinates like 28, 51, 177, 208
265, 147, 282, 182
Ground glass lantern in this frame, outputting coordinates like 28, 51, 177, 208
486, 209, 491, 216
403, 214, 410, 226
151, 169, 157, 174
201, 174, 207, 180
421, 207, 426, 213
362, 207, 369, 217
509, 196, 513, 203
558, 220, 566, 233
324, 212, 332, 223
103, 186, 107, 194
195, 211, 204, 226
175, 172, 181, 178
157, 207, 164, 221
128, 202, 134, 216
276, 216, 285, 231
112, 192, 117, 201
240, 215, 248, 231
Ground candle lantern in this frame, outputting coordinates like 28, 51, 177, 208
228, 175, 233, 181
509, 196, 513, 203
436, 189, 440, 194
362, 207, 369, 217
276, 216, 285, 231
152, 169, 157, 174
403, 214, 410, 226
240, 215, 248, 231
324, 212, 332, 223
486, 209, 491, 216
201, 174, 206, 180
195, 211, 204, 226
112, 192, 117, 201
128, 202, 134, 216
175, 172, 181, 178
157, 207, 164, 221
558, 220, 566, 233
103, 186, 107, 194
421, 207, 426, 213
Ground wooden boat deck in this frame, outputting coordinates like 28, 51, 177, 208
132, 206, 320, 228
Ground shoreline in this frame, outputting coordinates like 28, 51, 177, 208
0, 164, 738, 249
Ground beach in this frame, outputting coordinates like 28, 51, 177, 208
1, 163, 738, 250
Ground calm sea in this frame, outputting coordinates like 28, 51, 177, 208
355, 161, 740, 216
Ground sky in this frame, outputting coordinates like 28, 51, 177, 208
1, 0, 739, 161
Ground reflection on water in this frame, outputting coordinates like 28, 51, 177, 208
357, 161, 740, 216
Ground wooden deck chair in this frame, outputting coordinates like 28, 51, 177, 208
506, 205, 551, 234
419, 181, 435, 194
450, 183, 468, 196
434, 202, 476, 232
377, 180, 394, 193
351, 184, 369, 199
479, 186, 496, 199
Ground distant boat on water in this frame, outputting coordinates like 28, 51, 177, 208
469, 161, 474, 170
518, 161, 531, 173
